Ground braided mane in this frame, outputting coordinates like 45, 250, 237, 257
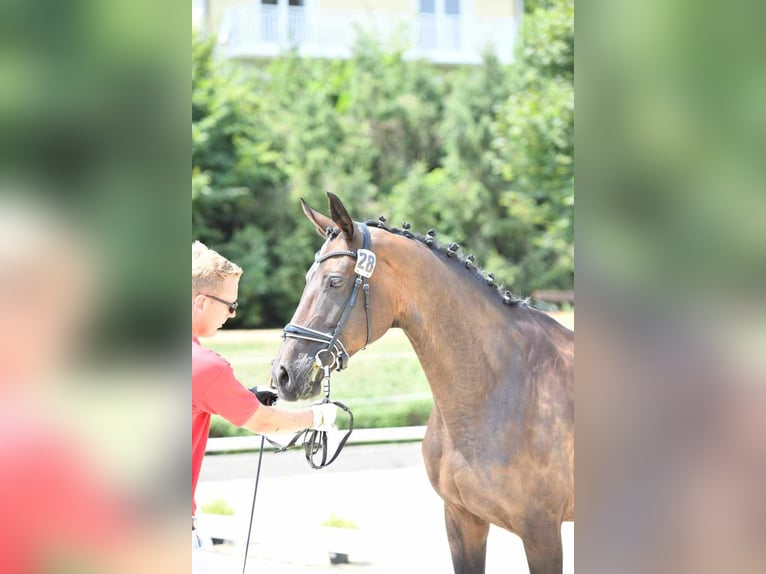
363, 218, 529, 308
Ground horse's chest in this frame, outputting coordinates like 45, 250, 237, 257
423, 431, 498, 509
437, 457, 481, 500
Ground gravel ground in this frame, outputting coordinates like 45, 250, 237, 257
195, 443, 574, 573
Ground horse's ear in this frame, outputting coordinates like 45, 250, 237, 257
327, 192, 355, 242
301, 197, 335, 238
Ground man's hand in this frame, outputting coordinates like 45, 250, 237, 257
248, 386, 279, 406
310, 402, 337, 431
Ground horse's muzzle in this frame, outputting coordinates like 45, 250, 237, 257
271, 355, 322, 401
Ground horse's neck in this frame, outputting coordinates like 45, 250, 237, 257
394, 248, 521, 417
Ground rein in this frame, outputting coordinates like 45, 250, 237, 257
269, 360, 355, 470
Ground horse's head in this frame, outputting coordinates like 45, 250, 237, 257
272, 193, 397, 401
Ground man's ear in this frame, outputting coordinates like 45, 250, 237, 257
193, 294, 207, 312
301, 198, 336, 238
327, 192, 355, 242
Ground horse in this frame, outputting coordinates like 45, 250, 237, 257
271, 193, 574, 574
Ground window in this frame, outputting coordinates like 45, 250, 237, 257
287, 0, 305, 43
445, 0, 460, 15
418, 0, 461, 51
259, 0, 305, 45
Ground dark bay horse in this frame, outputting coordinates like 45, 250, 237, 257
272, 193, 574, 574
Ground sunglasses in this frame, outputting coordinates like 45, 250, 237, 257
202, 293, 239, 314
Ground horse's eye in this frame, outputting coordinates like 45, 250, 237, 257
328, 276, 344, 288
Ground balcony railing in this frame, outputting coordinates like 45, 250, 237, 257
444, 15, 461, 51
419, 14, 437, 51
220, 3, 305, 50
418, 14, 461, 51
260, 5, 278, 44
288, 6, 306, 44
216, 4, 516, 65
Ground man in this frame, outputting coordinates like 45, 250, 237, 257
192, 240, 336, 570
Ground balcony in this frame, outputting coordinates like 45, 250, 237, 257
213, 3, 519, 65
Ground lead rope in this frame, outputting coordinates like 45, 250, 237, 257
242, 434, 265, 574
241, 224, 368, 569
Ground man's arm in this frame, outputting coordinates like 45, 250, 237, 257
241, 404, 313, 435
241, 402, 337, 434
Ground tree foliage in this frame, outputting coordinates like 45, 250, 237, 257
192, 1, 574, 328
493, 0, 574, 289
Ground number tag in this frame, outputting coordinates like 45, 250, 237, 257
354, 249, 376, 278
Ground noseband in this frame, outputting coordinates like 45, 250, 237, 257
278, 223, 375, 469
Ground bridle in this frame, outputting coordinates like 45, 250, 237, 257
277, 222, 376, 468
282, 222, 374, 375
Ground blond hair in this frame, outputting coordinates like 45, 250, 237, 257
192, 241, 242, 294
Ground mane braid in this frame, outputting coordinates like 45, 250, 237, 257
364, 219, 530, 308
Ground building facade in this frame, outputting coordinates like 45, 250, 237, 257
194, 0, 523, 65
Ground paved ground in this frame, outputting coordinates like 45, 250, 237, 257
196, 442, 574, 573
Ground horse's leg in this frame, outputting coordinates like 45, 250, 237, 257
444, 502, 489, 574
521, 520, 563, 574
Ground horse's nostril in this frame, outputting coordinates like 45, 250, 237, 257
277, 366, 289, 388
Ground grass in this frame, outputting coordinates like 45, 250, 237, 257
204, 311, 573, 435
204, 328, 431, 435
200, 498, 235, 515
321, 513, 359, 529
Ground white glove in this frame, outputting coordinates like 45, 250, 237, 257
310, 402, 337, 431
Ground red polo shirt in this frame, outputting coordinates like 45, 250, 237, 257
192, 335, 259, 514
